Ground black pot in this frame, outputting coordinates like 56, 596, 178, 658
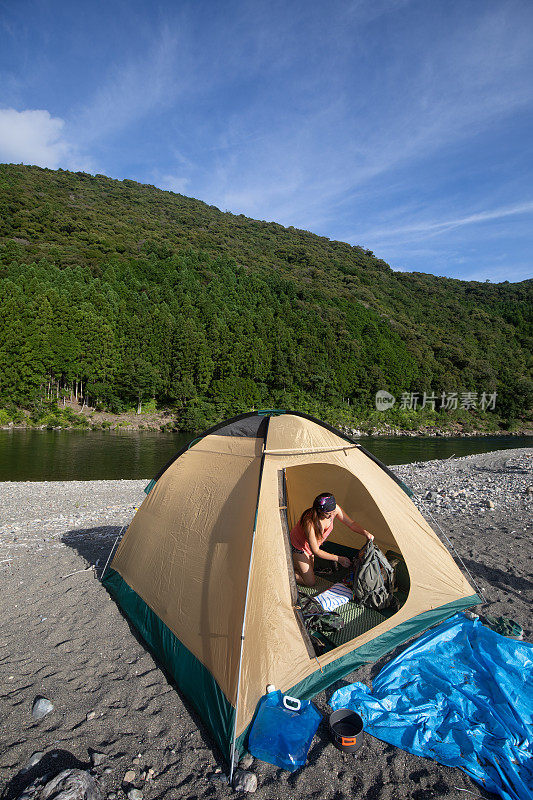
329, 708, 364, 754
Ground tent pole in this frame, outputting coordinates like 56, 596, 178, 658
229, 417, 271, 784
100, 525, 125, 581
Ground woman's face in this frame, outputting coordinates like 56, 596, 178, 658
318, 510, 334, 521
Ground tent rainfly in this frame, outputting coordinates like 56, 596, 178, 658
102, 411, 480, 772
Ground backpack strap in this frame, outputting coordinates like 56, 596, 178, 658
373, 547, 396, 592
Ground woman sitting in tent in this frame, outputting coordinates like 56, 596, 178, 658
290, 493, 374, 587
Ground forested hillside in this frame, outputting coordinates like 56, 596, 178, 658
0, 164, 531, 431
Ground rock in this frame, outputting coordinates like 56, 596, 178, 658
127, 791, 143, 800
123, 771, 136, 784
18, 769, 102, 800
209, 772, 228, 784
21, 752, 45, 773
232, 769, 257, 793
16, 775, 49, 800
526, 486, 533, 496
86, 711, 96, 721
132, 758, 141, 765
32, 697, 54, 721
238, 753, 254, 770
90, 753, 106, 767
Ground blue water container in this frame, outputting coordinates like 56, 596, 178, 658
247, 690, 322, 771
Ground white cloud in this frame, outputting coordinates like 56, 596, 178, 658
0, 108, 93, 171
0, 108, 66, 167
350, 202, 533, 243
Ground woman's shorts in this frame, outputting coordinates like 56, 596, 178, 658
291, 543, 306, 555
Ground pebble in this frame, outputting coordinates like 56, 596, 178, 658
19, 769, 101, 800
86, 711, 96, 721
232, 768, 257, 793
238, 753, 254, 770
127, 790, 143, 800
392, 450, 532, 519
31, 696, 54, 720
123, 771, 136, 784
90, 752, 106, 767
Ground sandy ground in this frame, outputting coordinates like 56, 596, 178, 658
1, 450, 531, 800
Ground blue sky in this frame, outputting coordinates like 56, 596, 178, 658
0, 0, 532, 282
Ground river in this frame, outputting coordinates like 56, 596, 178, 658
0, 429, 531, 482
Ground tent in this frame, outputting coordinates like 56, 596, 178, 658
102, 411, 480, 773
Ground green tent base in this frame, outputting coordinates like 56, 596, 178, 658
102, 567, 236, 760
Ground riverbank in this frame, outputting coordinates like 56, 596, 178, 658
2, 402, 532, 437
1, 448, 532, 800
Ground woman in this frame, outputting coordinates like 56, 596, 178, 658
290, 492, 374, 587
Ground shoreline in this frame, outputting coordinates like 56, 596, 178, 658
1, 402, 531, 437
2, 422, 532, 437
1, 448, 532, 800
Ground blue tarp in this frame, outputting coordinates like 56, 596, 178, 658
330, 614, 533, 800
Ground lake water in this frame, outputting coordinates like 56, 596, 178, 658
0, 429, 531, 482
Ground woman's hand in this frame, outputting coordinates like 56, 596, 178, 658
364, 531, 374, 542
338, 555, 351, 568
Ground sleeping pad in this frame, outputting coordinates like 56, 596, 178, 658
330, 613, 532, 800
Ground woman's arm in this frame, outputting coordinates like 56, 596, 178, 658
306, 523, 343, 562
336, 506, 374, 541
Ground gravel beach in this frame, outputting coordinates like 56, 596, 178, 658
1, 449, 531, 800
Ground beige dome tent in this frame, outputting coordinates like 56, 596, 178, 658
102, 411, 479, 773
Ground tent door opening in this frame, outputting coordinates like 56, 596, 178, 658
281, 464, 411, 657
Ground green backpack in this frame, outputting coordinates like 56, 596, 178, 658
353, 541, 399, 612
